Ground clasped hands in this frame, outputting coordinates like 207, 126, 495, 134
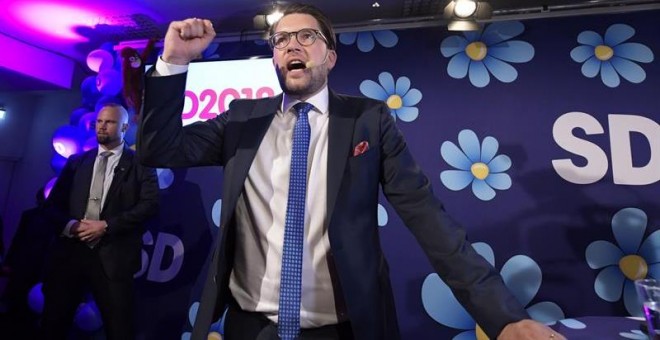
72, 219, 107, 244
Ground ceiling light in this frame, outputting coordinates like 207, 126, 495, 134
254, 2, 283, 30
266, 9, 283, 26
454, 0, 477, 18
443, 0, 492, 31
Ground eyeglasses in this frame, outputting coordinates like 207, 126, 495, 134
268, 28, 328, 49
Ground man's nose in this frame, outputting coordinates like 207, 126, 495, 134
287, 36, 303, 50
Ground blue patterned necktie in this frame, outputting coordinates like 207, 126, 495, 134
278, 102, 313, 340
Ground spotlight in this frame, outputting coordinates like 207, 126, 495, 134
443, 0, 492, 31
253, 2, 283, 30
454, 0, 477, 18
266, 8, 283, 26
0, 107, 5, 120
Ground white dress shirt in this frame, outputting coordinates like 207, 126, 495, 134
62, 143, 124, 237
155, 58, 338, 327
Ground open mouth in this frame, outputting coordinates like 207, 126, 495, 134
287, 60, 307, 71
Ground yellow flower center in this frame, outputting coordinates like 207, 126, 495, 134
465, 41, 488, 61
386, 94, 403, 109
594, 45, 614, 61
476, 324, 490, 340
619, 254, 648, 281
471, 162, 490, 180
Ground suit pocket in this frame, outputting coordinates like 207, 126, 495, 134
348, 146, 379, 181
349, 144, 377, 160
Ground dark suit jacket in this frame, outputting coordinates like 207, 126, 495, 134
44, 145, 159, 279
139, 73, 528, 339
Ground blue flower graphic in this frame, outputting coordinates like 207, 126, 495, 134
422, 243, 567, 339
620, 329, 649, 339
377, 203, 388, 227
360, 72, 422, 122
339, 30, 398, 52
585, 207, 660, 316
440, 21, 534, 88
181, 302, 226, 339
440, 129, 511, 201
570, 24, 654, 88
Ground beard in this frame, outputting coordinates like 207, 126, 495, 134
276, 66, 327, 98
96, 134, 118, 147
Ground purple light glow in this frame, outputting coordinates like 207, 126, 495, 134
44, 177, 57, 199
13, 2, 102, 41
53, 139, 79, 158
52, 125, 85, 157
83, 136, 99, 152
5, 0, 162, 79
0, 34, 75, 88
86, 49, 114, 73
50, 153, 68, 174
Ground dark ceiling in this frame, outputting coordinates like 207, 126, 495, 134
2, 0, 659, 92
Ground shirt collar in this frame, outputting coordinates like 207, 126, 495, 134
281, 85, 329, 116
98, 141, 124, 157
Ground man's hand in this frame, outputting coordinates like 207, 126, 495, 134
77, 219, 108, 244
70, 221, 82, 235
162, 18, 216, 65
498, 319, 566, 340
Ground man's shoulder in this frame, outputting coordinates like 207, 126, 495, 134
330, 92, 384, 106
67, 149, 95, 163
227, 95, 281, 118
236, 93, 280, 103
330, 91, 388, 115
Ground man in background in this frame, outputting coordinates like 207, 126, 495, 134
41, 103, 158, 339
1, 188, 53, 337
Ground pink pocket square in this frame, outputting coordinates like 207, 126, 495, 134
353, 141, 369, 157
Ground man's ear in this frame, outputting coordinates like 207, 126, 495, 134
121, 123, 129, 132
326, 50, 338, 70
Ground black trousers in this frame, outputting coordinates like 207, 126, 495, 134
224, 301, 354, 340
41, 240, 134, 340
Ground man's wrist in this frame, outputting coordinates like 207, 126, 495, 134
155, 56, 189, 76
161, 54, 190, 65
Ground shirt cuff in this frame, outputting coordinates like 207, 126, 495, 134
154, 56, 189, 76
62, 220, 77, 238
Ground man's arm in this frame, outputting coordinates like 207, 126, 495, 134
138, 71, 230, 168
103, 164, 159, 235
42, 155, 80, 234
375, 103, 565, 339
137, 17, 227, 169
375, 102, 527, 336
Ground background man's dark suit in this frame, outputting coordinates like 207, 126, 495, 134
139, 72, 528, 340
0, 188, 53, 337
42, 145, 158, 338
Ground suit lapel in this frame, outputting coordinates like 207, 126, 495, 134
75, 149, 98, 216
103, 146, 133, 210
326, 91, 356, 221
